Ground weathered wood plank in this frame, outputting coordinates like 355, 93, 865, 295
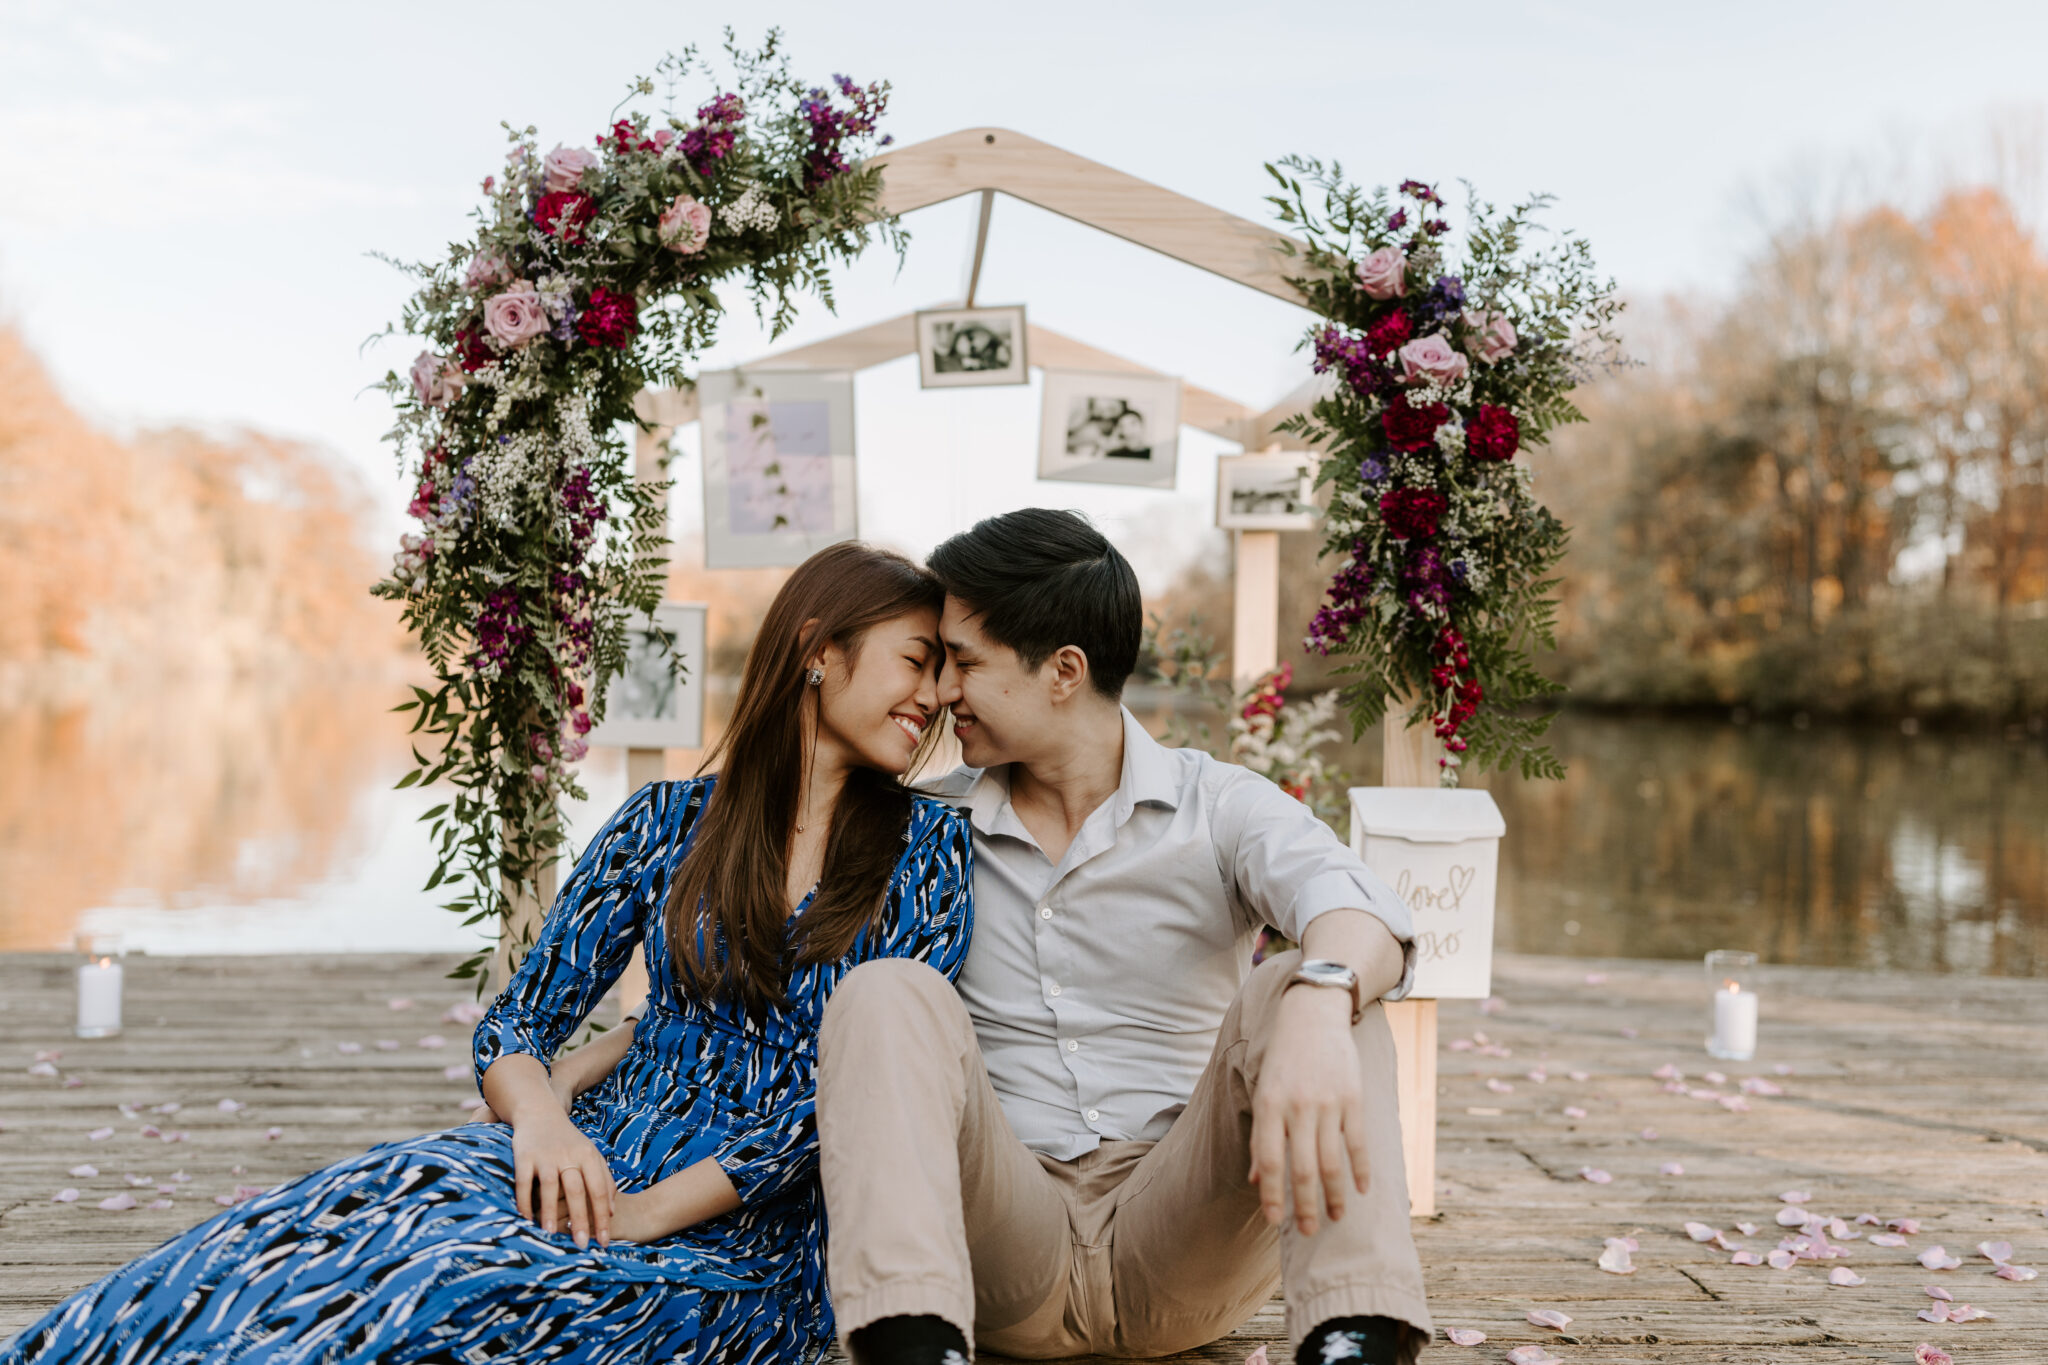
5, 950, 2046, 1364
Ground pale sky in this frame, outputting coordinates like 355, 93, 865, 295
6, 0, 2048, 585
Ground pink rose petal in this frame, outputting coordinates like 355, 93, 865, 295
138, 1124, 161, 1138
170, 1170, 190, 1183
443, 1002, 487, 1025
443, 1064, 471, 1081
1486, 1078, 1514, 1094
1568, 1069, 1589, 1082
1652, 1064, 1682, 1081
1767, 1250, 1797, 1269
1994, 1263, 2038, 1281
1870, 1233, 1909, 1248
1827, 1218, 1859, 1240
1917, 1307, 1950, 1324
416, 1035, 447, 1050
152, 1102, 181, 1115
388, 997, 414, 1010
1718, 1095, 1751, 1112
1685, 1222, 1721, 1243
1639, 1127, 1658, 1141
34, 1048, 63, 1062
61, 1074, 83, 1088
1506, 1349, 1562, 1365
1579, 1166, 1612, 1184
1736, 1222, 1760, 1236
123, 1173, 150, 1187
1563, 1106, 1587, 1120
27, 1061, 58, 1078
1583, 972, 1607, 984
1923, 1284, 1953, 1301
1659, 1161, 1685, 1176
336, 1042, 363, 1055
1828, 1267, 1865, 1286
1889, 1218, 1921, 1235
1919, 1246, 1961, 1271
161, 1130, 187, 1144
1946, 1303, 1993, 1322
1730, 1250, 1764, 1265
1525, 1309, 1571, 1330
1976, 1239, 2013, 1264
1445, 1327, 1487, 1346
52, 1188, 79, 1203
1598, 1237, 1637, 1274
375, 1040, 400, 1052
97, 1193, 137, 1211
1779, 1190, 1811, 1204
87, 1126, 113, 1141
1740, 1076, 1785, 1096
1703, 1070, 1727, 1084
1526, 1069, 1548, 1084
1777, 1206, 1813, 1227
1916, 1345, 1953, 1365
1479, 996, 1505, 1015
69, 1163, 98, 1177
1448, 1038, 1475, 1052
217, 1098, 245, 1114
1620, 1026, 1638, 1038
1243, 1349, 1266, 1365
212, 1194, 237, 1206
1856, 1212, 1883, 1225
265, 1126, 283, 1141
457, 1096, 487, 1111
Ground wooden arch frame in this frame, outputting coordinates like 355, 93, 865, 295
631, 126, 1445, 1216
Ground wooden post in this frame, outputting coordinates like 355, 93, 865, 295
1383, 703, 1447, 1217
492, 831, 558, 992
1230, 530, 1281, 685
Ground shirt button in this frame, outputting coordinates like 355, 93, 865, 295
1086, 1108, 1100, 1122
1039, 906, 1053, 920
1066, 1039, 1079, 1052
1048, 984, 1062, 997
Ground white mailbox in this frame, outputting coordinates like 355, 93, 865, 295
1350, 787, 1505, 1000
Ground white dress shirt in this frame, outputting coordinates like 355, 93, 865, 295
926, 707, 1416, 1160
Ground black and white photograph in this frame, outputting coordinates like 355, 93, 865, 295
1035, 369, 1181, 488
587, 602, 709, 751
915, 305, 1029, 388
1216, 452, 1320, 531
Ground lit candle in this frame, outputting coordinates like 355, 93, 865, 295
76, 956, 123, 1038
1708, 978, 1757, 1061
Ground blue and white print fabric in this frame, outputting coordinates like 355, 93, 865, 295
1, 777, 974, 1365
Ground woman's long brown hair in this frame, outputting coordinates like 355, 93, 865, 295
663, 541, 945, 1017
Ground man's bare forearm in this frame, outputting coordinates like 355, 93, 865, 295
1297, 908, 1406, 1004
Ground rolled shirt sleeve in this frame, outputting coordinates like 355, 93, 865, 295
1216, 769, 1417, 1002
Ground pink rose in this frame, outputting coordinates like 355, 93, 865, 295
542, 145, 599, 193
658, 194, 713, 255
651, 129, 676, 153
482, 287, 550, 349
1399, 333, 1469, 387
464, 252, 514, 292
409, 351, 464, 407
1356, 245, 1408, 300
1469, 309, 1518, 363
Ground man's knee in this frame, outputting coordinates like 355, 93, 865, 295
820, 957, 969, 1063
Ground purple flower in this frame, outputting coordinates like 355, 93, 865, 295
1358, 456, 1388, 483
1306, 551, 1377, 654
1432, 275, 1465, 309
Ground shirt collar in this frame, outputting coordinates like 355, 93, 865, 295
958, 705, 1183, 841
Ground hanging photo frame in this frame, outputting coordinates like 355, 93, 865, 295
700, 368, 859, 569
1217, 452, 1319, 531
587, 602, 709, 750
915, 304, 1030, 388
1036, 369, 1181, 489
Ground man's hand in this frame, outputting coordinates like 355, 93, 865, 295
1249, 983, 1369, 1237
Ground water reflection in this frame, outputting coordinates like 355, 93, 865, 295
2, 685, 2042, 976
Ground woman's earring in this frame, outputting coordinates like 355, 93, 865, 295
806, 667, 824, 686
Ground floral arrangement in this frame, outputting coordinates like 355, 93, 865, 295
1231, 663, 1347, 826
372, 36, 899, 983
1266, 165, 1622, 784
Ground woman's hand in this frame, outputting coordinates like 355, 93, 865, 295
606, 1189, 667, 1245
509, 1108, 616, 1250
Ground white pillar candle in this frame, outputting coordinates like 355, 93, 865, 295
76, 957, 123, 1038
1708, 981, 1757, 1061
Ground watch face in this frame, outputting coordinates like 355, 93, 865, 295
1300, 961, 1354, 986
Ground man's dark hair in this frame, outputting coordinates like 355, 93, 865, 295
928, 508, 1141, 699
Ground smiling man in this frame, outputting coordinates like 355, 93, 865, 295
815, 508, 1432, 1365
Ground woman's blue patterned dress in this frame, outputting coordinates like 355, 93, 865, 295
1, 777, 974, 1365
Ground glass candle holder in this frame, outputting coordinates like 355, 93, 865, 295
75, 931, 125, 1039
1704, 949, 1758, 1060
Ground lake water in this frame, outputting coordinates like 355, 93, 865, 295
3, 684, 2043, 977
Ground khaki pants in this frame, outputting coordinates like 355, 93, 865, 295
816, 951, 1433, 1360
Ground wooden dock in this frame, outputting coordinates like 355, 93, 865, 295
4, 951, 2045, 1362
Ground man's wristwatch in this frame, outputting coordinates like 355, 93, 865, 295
1285, 959, 1365, 1024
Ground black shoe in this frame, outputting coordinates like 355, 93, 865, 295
1297, 1314, 1407, 1365
848, 1314, 970, 1365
